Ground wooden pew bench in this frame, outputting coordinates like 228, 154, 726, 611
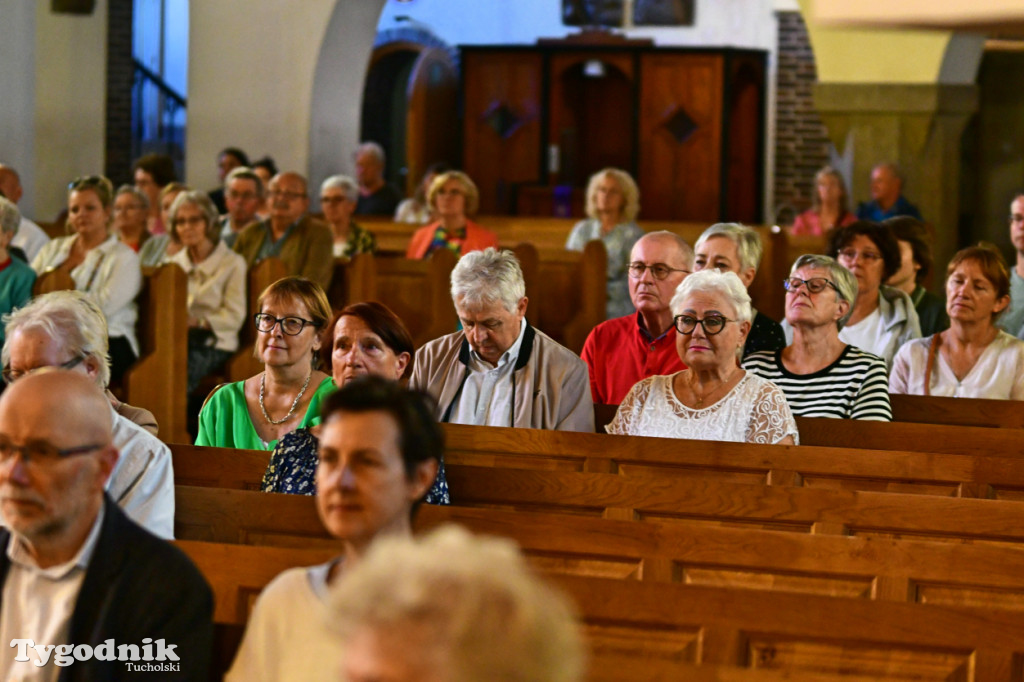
889, 393, 1024, 429
174, 486, 1024, 613
223, 258, 288, 383
172, 419, 1024, 501
176, 538, 1024, 680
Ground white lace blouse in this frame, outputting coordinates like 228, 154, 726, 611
606, 372, 799, 445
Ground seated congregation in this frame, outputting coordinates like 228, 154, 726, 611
5, 149, 1024, 680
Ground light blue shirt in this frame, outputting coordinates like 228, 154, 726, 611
452, 318, 528, 427
1001, 268, 1024, 339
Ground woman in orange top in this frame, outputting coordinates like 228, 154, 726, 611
405, 171, 497, 259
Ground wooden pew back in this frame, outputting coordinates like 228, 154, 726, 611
123, 264, 189, 443
515, 240, 606, 353
343, 250, 458, 347
31, 268, 75, 296
224, 258, 288, 383
889, 393, 1024, 428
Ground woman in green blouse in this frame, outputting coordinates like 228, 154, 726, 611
196, 276, 334, 450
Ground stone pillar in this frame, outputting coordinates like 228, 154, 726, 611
813, 83, 977, 285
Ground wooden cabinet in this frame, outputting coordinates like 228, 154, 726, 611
460, 43, 766, 223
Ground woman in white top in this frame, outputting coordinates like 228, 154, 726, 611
565, 168, 645, 320
891, 245, 1024, 399
225, 377, 442, 682
165, 190, 247, 397
828, 221, 921, 368
32, 175, 142, 384
394, 162, 446, 224
608, 268, 798, 444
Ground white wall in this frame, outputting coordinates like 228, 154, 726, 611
0, 0, 108, 221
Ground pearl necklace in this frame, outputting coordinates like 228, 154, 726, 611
259, 369, 312, 425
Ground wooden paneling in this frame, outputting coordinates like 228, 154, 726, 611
548, 51, 636, 187
406, 48, 459, 196
724, 54, 765, 223
461, 51, 544, 214
638, 53, 724, 221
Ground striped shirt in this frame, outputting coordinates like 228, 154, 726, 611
742, 345, 892, 421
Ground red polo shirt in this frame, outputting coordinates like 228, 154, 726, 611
580, 313, 686, 405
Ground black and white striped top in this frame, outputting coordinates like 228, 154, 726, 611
742, 345, 892, 421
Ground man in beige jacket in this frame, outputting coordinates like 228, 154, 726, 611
410, 248, 593, 432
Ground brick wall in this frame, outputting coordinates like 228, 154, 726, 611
773, 11, 831, 224
105, 0, 133, 186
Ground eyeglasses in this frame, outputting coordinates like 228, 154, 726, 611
268, 190, 307, 201
226, 190, 258, 201
673, 314, 734, 336
837, 249, 881, 263
628, 262, 691, 281
254, 313, 316, 336
2, 355, 86, 385
0, 436, 106, 467
173, 216, 207, 228
320, 196, 351, 205
783, 277, 839, 294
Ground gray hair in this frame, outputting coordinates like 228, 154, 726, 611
320, 174, 358, 200
115, 184, 150, 212
169, 190, 221, 246
671, 268, 752, 325
639, 230, 695, 270
2, 290, 111, 388
355, 141, 386, 167
0, 197, 21, 236
331, 525, 584, 682
695, 223, 763, 273
226, 166, 265, 198
450, 248, 525, 313
790, 254, 858, 330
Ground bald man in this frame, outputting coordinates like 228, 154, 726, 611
581, 231, 694, 405
0, 371, 213, 680
232, 171, 333, 288
0, 164, 50, 262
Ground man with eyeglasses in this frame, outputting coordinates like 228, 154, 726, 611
218, 167, 264, 248
233, 172, 334, 288
1, 291, 174, 539
580, 231, 694, 405
0, 370, 213, 680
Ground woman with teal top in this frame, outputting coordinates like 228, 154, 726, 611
196, 276, 335, 450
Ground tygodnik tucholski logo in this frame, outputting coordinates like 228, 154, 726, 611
10, 638, 181, 671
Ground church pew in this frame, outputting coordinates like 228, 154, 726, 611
31, 267, 74, 295
175, 538, 1024, 680
889, 393, 1024, 429
171, 418, 1024, 500
176, 457, 1024, 546
514, 240, 606, 354
174, 486, 1024, 612
223, 258, 288, 383
122, 264, 190, 444
339, 249, 458, 347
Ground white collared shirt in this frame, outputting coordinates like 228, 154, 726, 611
0, 506, 105, 682
167, 240, 248, 352
452, 318, 527, 427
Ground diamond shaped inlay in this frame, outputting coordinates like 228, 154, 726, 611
482, 101, 523, 139
662, 106, 698, 144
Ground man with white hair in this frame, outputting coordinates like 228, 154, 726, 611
581, 230, 692, 405
0, 371, 212, 679
0, 198, 36, 347
411, 248, 593, 431
0, 163, 50, 262
2, 291, 174, 538
352, 142, 402, 216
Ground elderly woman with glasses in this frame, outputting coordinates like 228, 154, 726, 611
890, 245, 1024, 399
32, 175, 142, 385
565, 168, 645, 319
196, 276, 334, 450
319, 175, 377, 258
165, 191, 248, 398
827, 221, 921, 368
743, 255, 891, 420
607, 269, 797, 444
693, 222, 785, 358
